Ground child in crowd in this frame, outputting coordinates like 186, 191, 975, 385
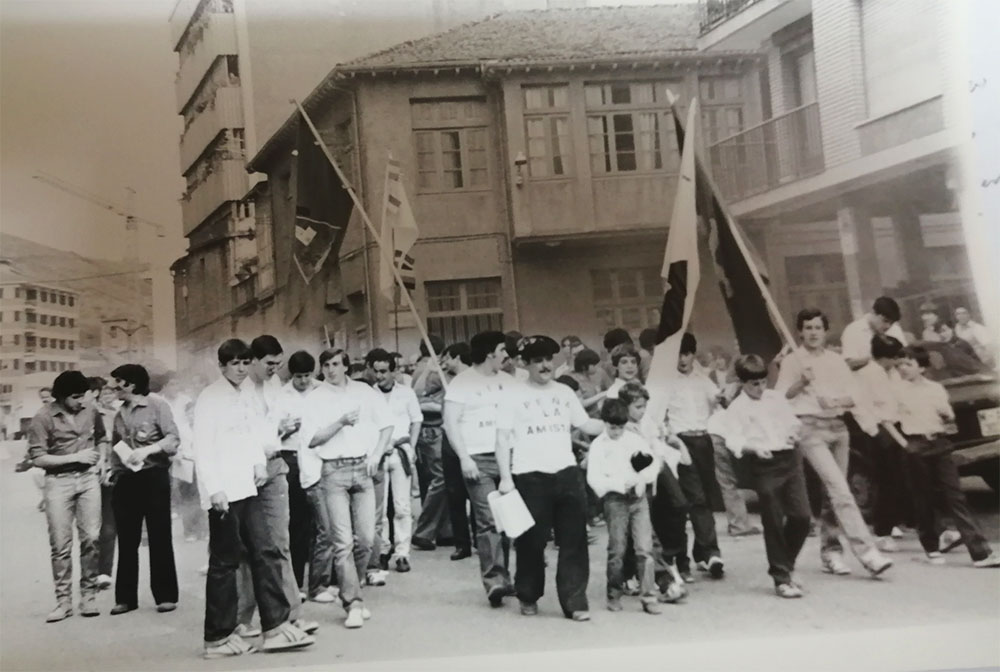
892, 346, 999, 568
605, 344, 643, 400
568, 348, 610, 417
709, 355, 811, 598
587, 399, 661, 614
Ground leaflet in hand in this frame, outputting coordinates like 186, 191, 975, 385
112, 441, 143, 472
487, 489, 535, 539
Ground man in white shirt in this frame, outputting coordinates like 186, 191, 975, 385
841, 296, 907, 371
497, 336, 604, 621
302, 349, 393, 629
444, 330, 516, 607
954, 306, 995, 365
776, 309, 892, 578
367, 348, 422, 573
193, 339, 314, 658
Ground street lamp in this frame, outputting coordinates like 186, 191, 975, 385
103, 319, 149, 360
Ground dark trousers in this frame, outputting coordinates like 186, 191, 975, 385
98, 484, 116, 576
513, 467, 589, 617
441, 437, 474, 550
111, 467, 178, 607
281, 453, 313, 588
866, 428, 909, 537
905, 437, 992, 562
205, 494, 290, 643
749, 450, 812, 586
414, 426, 447, 540
648, 466, 689, 589
676, 434, 722, 570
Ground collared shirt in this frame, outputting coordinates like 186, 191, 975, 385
841, 315, 907, 362
586, 430, 658, 498
445, 368, 516, 456
27, 402, 107, 474
378, 382, 422, 446
413, 359, 445, 427
664, 371, 718, 434
893, 376, 953, 436
278, 380, 323, 488
707, 390, 800, 458
497, 379, 591, 475
775, 347, 861, 418
301, 380, 393, 461
854, 362, 900, 424
111, 394, 179, 473
244, 375, 288, 480
193, 376, 270, 509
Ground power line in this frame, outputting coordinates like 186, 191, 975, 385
0, 269, 153, 285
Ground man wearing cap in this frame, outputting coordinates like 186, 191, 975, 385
106, 364, 180, 616
28, 371, 109, 622
496, 335, 604, 621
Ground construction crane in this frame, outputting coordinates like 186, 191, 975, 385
32, 171, 169, 360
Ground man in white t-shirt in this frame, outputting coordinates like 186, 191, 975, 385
954, 306, 995, 365
496, 336, 604, 622
841, 297, 907, 371
444, 331, 517, 607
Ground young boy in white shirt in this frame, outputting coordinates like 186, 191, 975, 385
605, 344, 643, 400
893, 346, 999, 568
587, 398, 661, 615
709, 355, 811, 598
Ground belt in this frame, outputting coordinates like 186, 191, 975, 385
323, 455, 367, 466
799, 414, 847, 423
678, 430, 708, 437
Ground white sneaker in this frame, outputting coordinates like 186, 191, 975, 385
233, 623, 261, 638
311, 590, 336, 604
890, 526, 904, 539
925, 551, 946, 566
344, 607, 364, 629
875, 536, 899, 553
972, 553, 1000, 568
822, 554, 852, 575
939, 529, 962, 553
97, 574, 112, 589
361, 606, 372, 620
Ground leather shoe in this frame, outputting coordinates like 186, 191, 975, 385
450, 547, 472, 561
411, 536, 436, 551
110, 603, 137, 616
156, 602, 177, 613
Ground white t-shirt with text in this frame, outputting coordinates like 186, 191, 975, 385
497, 380, 591, 475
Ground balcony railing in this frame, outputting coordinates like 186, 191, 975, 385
231, 273, 258, 308
707, 101, 824, 202
699, 0, 765, 34
181, 158, 247, 235
179, 86, 244, 173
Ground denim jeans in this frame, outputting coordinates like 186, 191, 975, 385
43, 470, 101, 605
513, 467, 589, 616
304, 482, 334, 598
98, 484, 116, 576
281, 453, 313, 588
464, 454, 511, 594
748, 450, 811, 585
368, 464, 388, 570
676, 434, 721, 569
205, 495, 290, 643
798, 416, 875, 563
712, 434, 754, 533
604, 491, 657, 604
323, 460, 376, 607
384, 450, 413, 558
413, 426, 449, 541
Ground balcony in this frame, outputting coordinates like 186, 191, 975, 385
698, 0, 811, 51
708, 102, 824, 203
175, 12, 238, 112
179, 86, 244, 173
181, 159, 247, 235
231, 273, 258, 309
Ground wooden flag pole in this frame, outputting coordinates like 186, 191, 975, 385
293, 99, 447, 386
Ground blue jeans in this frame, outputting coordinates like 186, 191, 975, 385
44, 470, 101, 605
322, 460, 376, 607
604, 491, 657, 604
464, 454, 512, 595
305, 482, 334, 598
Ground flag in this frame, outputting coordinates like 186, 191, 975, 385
644, 100, 701, 418
286, 113, 354, 325
668, 95, 784, 362
379, 153, 419, 300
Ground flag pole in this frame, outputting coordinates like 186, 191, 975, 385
665, 89, 798, 349
293, 99, 447, 386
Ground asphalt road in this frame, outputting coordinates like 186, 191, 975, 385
1, 440, 998, 672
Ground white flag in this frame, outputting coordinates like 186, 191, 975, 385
379, 153, 419, 300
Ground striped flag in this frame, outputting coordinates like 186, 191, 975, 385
645, 99, 701, 420
379, 153, 419, 300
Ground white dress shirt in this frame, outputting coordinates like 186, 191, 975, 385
301, 380, 393, 460
892, 376, 953, 436
664, 371, 718, 434
586, 430, 658, 498
775, 347, 860, 418
854, 363, 900, 424
707, 390, 800, 459
379, 382, 422, 459
841, 315, 907, 362
278, 380, 323, 488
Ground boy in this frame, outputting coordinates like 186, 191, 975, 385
709, 355, 811, 598
605, 344, 642, 400
893, 346, 999, 568
587, 399, 661, 615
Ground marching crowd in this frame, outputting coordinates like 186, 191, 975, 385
19, 297, 999, 659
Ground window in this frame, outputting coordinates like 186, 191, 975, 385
40, 290, 48, 302
40, 361, 48, 372
13, 359, 19, 370
60, 340, 66, 350
25, 361, 35, 373
14, 288, 20, 298
68, 296, 74, 307
13, 335, 19, 345
40, 315, 47, 325
584, 81, 680, 174
59, 317, 66, 327
69, 318, 75, 328
59, 294, 66, 306
425, 278, 504, 343
26, 312, 36, 324
700, 76, 746, 144
523, 85, 573, 177
591, 267, 662, 331
784, 254, 852, 337
411, 99, 489, 192
69, 341, 75, 351
26, 289, 37, 300
14, 311, 20, 321
40, 337, 48, 348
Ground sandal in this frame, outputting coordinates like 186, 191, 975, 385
262, 622, 315, 652
204, 634, 255, 659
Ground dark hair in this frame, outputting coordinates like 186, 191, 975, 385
111, 364, 151, 396
600, 398, 630, 426
796, 308, 829, 332
470, 331, 506, 365
603, 328, 633, 352
561, 335, 583, 349
445, 342, 472, 366
638, 328, 657, 351
680, 332, 697, 355
872, 296, 901, 323
218, 338, 252, 366
901, 345, 931, 368
871, 334, 904, 360
250, 334, 283, 360
610, 343, 639, 369
504, 331, 524, 359
319, 348, 350, 368
365, 347, 396, 371
556, 375, 580, 392
734, 354, 769, 382
617, 381, 650, 406
419, 334, 445, 359
87, 376, 107, 392
287, 350, 316, 375
937, 320, 956, 332
52, 370, 90, 401
573, 348, 600, 373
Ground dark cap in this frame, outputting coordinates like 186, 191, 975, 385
518, 335, 560, 361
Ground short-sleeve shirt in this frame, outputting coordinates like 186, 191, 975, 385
301, 380, 393, 460
379, 383, 422, 444
444, 368, 515, 456
497, 380, 591, 475
841, 315, 907, 362
28, 403, 107, 474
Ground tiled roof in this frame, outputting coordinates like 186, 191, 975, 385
340, 4, 701, 71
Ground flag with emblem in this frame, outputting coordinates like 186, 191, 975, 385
379, 153, 419, 300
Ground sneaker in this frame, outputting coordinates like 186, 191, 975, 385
821, 554, 851, 576
519, 601, 538, 616
262, 622, 315, 652
299, 591, 307, 602
233, 623, 262, 639
204, 634, 255, 659
311, 590, 336, 604
729, 526, 762, 538
861, 550, 893, 577
361, 606, 372, 620
876, 537, 899, 553
972, 553, 1000, 568
46, 604, 72, 623
707, 556, 725, 579
395, 557, 411, 573
80, 597, 100, 617
939, 529, 963, 553
925, 551, 946, 566
411, 536, 436, 551
450, 547, 472, 561
110, 603, 137, 615
156, 602, 177, 613
291, 618, 319, 634
571, 610, 590, 622
344, 607, 365, 629
366, 569, 388, 586
775, 583, 804, 599
642, 601, 662, 615
96, 574, 112, 590
623, 577, 640, 595
487, 585, 508, 608
695, 560, 710, 573
679, 569, 696, 584
658, 582, 687, 603
606, 598, 623, 612
891, 526, 904, 539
